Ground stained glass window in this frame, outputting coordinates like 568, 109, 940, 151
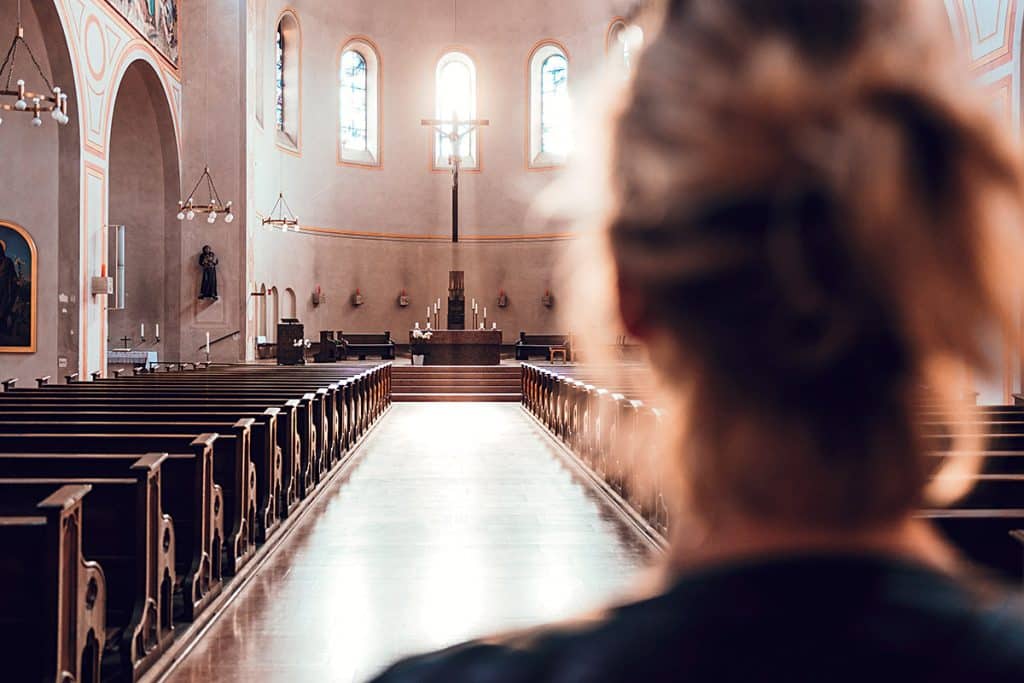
340, 50, 368, 152
540, 54, 569, 156
275, 28, 285, 131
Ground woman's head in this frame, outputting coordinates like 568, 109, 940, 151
607, 0, 1024, 529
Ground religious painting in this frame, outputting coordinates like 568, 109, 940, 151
0, 223, 37, 353
106, 0, 179, 66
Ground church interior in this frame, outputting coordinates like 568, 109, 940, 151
4, 0, 1024, 681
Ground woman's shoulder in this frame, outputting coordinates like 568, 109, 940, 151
371, 557, 1024, 683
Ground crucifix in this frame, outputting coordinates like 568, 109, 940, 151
118, 335, 132, 350
421, 112, 490, 243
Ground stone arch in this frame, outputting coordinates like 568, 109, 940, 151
106, 57, 183, 362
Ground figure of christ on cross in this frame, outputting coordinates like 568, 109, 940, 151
421, 112, 490, 243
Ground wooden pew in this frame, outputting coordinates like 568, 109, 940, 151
0, 484, 107, 683
19, 383, 330, 499
0, 436, 220, 621
0, 395, 304, 519
0, 420, 255, 577
0, 453, 174, 680
0, 408, 282, 543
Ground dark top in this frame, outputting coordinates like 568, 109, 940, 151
372, 554, 1024, 682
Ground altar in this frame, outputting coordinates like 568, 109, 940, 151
411, 329, 502, 366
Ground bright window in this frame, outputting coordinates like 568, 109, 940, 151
435, 52, 477, 169
607, 20, 644, 76
339, 39, 381, 166
540, 54, 569, 156
528, 42, 571, 168
340, 50, 368, 152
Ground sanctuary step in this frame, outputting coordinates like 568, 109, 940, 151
392, 365, 522, 403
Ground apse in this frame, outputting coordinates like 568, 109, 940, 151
107, 60, 182, 361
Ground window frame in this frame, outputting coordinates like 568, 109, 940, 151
274, 9, 302, 154
338, 36, 383, 168
433, 50, 480, 172
605, 18, 643, 76
527, 40, 571, 170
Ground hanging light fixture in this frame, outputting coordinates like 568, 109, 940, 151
177, 166, 234, 223
0, 0, 71, 128
262, 192, 300, 231
176, 0, 232, 223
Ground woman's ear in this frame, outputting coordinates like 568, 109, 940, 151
617, 276, 653, 340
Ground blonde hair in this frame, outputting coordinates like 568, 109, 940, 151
605, 0, 1024, 529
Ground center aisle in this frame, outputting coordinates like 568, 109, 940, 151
165, 403, 654, 683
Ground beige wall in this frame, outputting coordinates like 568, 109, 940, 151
246, 0, 635, 347
0, 0, 78, 383
253, 231, 572, 344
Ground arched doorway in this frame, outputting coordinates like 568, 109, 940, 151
268, 286, 279, 341
107, 60, 181, 361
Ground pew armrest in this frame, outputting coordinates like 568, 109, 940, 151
113, 369, 125, 378
35, 376, 51, 387
64, 373, 80, 384
1, 378, 16, 392
90, 371, 102, 382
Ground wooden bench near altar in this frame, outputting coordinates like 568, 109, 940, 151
411, 330, 502, 366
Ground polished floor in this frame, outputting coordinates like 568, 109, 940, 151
165, 403, 654, 683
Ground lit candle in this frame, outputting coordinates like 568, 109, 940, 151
155, 323, 160, 339
140, 323, 145, 338
483, 307, 487, 319
206, 331, 211, 355
492, 322, 497, 330
427, 306, 431, 319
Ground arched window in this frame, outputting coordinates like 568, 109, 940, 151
435, 52, 478, 170
606, 19, 644, 76
274, 27, 286, 131
528, 42, 570, 168
274, 10, 302, 151
339, 38, 382, 167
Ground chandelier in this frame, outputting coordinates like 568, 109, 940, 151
262, 193, 300, 231
176, 0, 232, 224
178, 166, 234, 224
0, 7, 70, 128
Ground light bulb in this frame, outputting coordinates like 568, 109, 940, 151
60, 113, 69, 125
31, 116, 42, 128
177, 211, 186, 220
208, 212, 217, 224
0, 116, 4, 127
224, 212, 235, 223
15, 99, 26, 111
186, 210, 196, 220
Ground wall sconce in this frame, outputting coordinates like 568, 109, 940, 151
542, 289, 554, 308
351, 288, 364, 306
312, 285, 326, 307
397, 289, 410, 307
497, 289, 509, 308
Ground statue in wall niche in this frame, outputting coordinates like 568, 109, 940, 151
198, 245, 219, 301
